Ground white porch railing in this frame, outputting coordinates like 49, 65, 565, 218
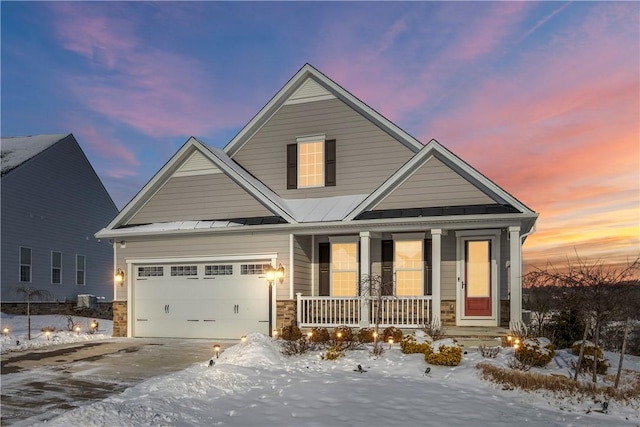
297, 294, 432, 328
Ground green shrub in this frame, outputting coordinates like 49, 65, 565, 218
425, 344, 462, 366
357, 328, 375, 343
515, 338, 555, 367
382, 326, 403, 343
281, 325, 302, 341
321, 343, 345, 360
400, 334, 431, 355
309, 327, 330, 343
331, 325, 354, 343
571, 341, 603, 358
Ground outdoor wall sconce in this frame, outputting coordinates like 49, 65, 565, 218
115, 268, 125, 285
213, 344, 221, 358
265, 264, 285, 337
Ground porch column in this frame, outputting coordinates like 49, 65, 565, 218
509, 226, 522, 331
431, 229, 442, 327
359, 231, 371, 327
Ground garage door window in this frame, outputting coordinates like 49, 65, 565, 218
138, 266, 164, 277
241, 264, 272, 275
205, 265, 233, 276
171, 266, 198, 276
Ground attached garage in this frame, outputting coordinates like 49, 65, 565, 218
131, 259, 271, 339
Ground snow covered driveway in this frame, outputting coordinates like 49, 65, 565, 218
1, 338, 230, 426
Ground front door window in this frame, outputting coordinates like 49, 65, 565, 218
464, 239, 491, 316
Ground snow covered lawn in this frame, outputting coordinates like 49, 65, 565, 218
17, 332, 639, 427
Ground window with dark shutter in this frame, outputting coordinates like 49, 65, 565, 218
381, 240, 394, 296
325, 139, 336, 187
319, 242, 330, 296
287, 143, 297, 189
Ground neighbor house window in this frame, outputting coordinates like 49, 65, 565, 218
331, 242, 358, 296
51, 251, 62, 284
287, 136, 336, 189
76, 255, 85, 285
20, 247, 32, 282
395, 240, 422, 296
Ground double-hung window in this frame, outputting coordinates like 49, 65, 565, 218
20, 247, 32, 282
52, 251, 62, 284
395, 240, 423, 296
331, 242, 358, 296
76, 255, 85, 285
287, 135, 336, 189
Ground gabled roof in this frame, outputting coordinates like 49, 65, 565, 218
101, 137, 298, 232
1, 133, 70, 175
344, 139, 536, 220
224, 63, 424, 157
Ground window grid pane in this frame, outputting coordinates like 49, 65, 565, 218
52, 251, 62, 284
171, 265, 198, 276
20, 247, 32, 282
298, 141, 324, 188
205, 265, 233, 276
76, 255, 85, 285
331, 242, 357, 296
395, 240, 423, 296
241, 264, 271, 275
138, 266, 164, 277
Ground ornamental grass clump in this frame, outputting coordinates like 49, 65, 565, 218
425, 339, 462, 366
515, 337, 555, 367
321, 343, 345, 360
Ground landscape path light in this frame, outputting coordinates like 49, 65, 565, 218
75, 325, 81, 335
46, 331, 51, 340
3, 327, 8, 336
213, 344, 221, 358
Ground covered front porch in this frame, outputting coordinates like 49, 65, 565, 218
287, 226, 525, 331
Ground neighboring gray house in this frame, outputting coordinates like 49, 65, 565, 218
1, 133, 118, 302
96, 64, 538, 339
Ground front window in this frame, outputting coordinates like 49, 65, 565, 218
52, 251, 62, 284
20, 247, 31, 282
395, 240, 422, 296
298, 140, 324, 187
331, 242, 357, 296
76, 255, 85, 285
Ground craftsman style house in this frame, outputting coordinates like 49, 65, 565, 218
1, 134, 118, 302
96, 64, 537, 339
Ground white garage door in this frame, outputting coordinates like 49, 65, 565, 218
133, 261, 270, 339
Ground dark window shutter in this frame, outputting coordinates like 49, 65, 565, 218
287, 143, 297, 189
319, 242, 330, 296
381, 240, 394, 296
424, 239, 432, 296
325, 139, 336, 187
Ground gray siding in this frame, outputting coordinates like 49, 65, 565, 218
376, 157, 496, 211
1, 135, 118, 302
129, 173, 273, 225
115, 232, 290, 300
293, 235, 312, 295
440, 234, 458, 301
232, 98, 415, 199
500, 232, 510, 299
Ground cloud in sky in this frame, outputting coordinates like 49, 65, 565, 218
1, 1, 637, 269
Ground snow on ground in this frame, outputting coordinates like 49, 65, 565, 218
20, 332, 639, 427
0, 312, 113, 354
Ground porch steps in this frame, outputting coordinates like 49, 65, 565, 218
444, 326, 507, 349
454, 337, 502, 349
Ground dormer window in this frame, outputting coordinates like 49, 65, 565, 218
287, 135, 336, 189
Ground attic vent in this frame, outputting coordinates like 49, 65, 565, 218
285, 78, 336, 105
174, 151, 221, 177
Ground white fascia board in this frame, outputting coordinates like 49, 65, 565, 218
101, 137, 202, 231
126, 253, 278, 265
344, 144, 435, 221
224, 64, 423, 157
95, 211, 538, 240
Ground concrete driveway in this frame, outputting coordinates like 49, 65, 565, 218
1, 338, 237, 426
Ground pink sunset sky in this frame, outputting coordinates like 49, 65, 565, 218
1, 2, 638, 271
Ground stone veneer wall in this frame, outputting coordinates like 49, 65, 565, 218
0, 301, 113, 319
112, 301, 128, 337
276, 299, 297, 330
440, 300, 456, 325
